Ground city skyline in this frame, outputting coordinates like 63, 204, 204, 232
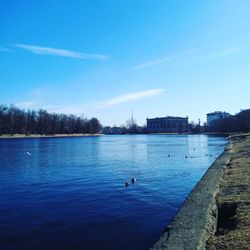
1, 0, 250, 126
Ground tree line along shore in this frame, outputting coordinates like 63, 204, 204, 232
0, 105, 250, 136
208, 109, 250, 133
0, 105, 101, 135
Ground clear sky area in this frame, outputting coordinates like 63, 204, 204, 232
1, 0, 250, 126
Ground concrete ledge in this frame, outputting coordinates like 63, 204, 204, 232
151, 144, 231, 250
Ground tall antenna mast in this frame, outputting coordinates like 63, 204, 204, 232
131, 109, 134, 127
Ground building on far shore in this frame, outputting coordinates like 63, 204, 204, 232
102, 126, 126, 134
206, 111, 230, 127
146, 116, 188, 133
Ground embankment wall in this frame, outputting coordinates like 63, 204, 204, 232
151, 142, 232, 250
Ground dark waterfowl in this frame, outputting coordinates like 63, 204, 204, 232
131, 178, 137, 183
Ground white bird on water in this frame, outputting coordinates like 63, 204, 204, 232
26, 151, 31, 156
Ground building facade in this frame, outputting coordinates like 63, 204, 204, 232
102, 126, 126, 134
147, 116, 188, 133
206, 111, 230, 127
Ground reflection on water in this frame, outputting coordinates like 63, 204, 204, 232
0, 135, 226, 250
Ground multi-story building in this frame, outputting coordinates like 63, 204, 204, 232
146, 116, 188, 133
206, 111, 230, 127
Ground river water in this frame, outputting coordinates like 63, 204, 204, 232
0, 135, 226, 250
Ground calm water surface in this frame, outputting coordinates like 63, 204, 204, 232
0, 135, 226, 250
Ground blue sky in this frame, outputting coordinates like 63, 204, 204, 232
1, 0, 250, 126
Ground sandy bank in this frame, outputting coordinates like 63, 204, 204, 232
0, 133, 102, 139
151, 134, 250, 250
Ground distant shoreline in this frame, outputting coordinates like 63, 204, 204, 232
0, 132, 232, 139
0, 134, 102, 139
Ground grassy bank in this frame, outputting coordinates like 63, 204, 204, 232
0, 133, 102, 139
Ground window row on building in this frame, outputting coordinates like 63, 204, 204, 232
146, 116, 188, 133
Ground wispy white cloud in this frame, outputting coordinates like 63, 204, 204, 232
16, 100, 64, 113
16, 100, 38, 109
45, 103, 94, 115
29, 86, 48, 97
13, 44, 109, 60
15, 86, 47, 110
32, 88, 165, 114
98, 88, 165, 108
130, 46, 248, 70
130, 51, 193, 70
198, 47, 247, 62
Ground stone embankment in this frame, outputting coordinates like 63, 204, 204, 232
151, 134, 250, 250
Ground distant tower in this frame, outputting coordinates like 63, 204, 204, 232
131, 109, 134, 127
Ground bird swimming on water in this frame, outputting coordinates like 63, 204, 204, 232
125, 181, 130, 187
131, 178, 137, 183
